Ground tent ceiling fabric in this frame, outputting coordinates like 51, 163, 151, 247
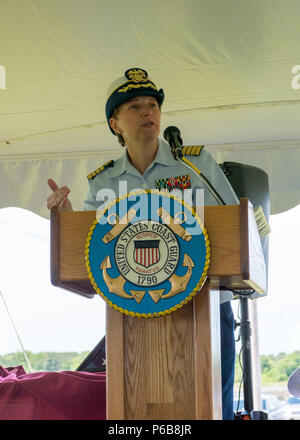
1, 0, 300, 216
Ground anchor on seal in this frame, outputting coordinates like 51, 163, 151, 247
100, 253, 195, 304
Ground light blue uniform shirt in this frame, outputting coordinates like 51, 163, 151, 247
83, 138, 239, 303
84, 138, 238, 209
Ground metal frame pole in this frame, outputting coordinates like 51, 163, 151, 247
239, 296, 254, 413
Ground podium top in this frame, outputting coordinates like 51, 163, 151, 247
51, 198, 266, 299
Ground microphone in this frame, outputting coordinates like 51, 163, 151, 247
163, 126, 183, 159
163, 125, 226, 206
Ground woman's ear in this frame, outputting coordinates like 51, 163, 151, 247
109, 118, 121, 135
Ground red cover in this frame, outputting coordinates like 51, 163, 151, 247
0, 365, 106, 420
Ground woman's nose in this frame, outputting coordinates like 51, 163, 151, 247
142, 105, 153, 116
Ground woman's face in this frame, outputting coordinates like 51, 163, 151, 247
109, 95, 161, 146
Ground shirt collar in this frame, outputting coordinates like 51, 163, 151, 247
109, 148, 128, 177
154, 138, 178, 166
109, 137, 178, 177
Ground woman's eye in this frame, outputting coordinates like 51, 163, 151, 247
129, 102, 158, 110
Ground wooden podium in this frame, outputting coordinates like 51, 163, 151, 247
50, 198, 266, 420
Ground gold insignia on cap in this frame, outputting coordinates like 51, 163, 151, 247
125, 68, 148, 83
118, 82, 157, 94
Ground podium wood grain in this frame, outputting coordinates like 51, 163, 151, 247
106, 280, 222, 420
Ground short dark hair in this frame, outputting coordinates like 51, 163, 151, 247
110, 107, 126, 147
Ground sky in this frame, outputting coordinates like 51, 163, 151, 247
254, 204, 300, 355
0, 207, 106, 355
0, 204, 300, 357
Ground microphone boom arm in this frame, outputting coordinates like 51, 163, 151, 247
179, 156, 226, 206
163, 125, 226, 206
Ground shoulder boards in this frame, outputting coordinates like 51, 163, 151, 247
87, 160, 114, 180
182, 145, 204, 156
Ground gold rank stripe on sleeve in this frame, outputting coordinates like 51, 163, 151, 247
182, 145, 204, 156
87, 160, 115, 180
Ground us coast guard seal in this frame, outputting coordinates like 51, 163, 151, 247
114, 220, 179, 286
85, 190, 210, 317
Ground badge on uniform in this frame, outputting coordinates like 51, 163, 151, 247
155, 174, 191, 191
85, 190, 210, 318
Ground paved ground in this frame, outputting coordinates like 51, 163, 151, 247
235, 382, 290, 402
261, 383, 290, 401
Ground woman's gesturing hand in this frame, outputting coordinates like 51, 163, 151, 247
47, 178, 73, 212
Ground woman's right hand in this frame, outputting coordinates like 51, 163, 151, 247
47, 178, 73, 211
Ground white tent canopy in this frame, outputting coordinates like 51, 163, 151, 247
1, 0, 300, 217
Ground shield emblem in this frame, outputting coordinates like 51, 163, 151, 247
134, 240, 160, 268
86, 189, 210, 318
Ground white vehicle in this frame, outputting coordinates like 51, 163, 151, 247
281, 396, 300, 420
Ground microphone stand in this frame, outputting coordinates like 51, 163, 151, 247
234, 293, 268, 420
234, 294, 254, 419
165, 129, 226, 206
164, 127, 267, 420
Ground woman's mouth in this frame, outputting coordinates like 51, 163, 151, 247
142, 122, 154, 127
